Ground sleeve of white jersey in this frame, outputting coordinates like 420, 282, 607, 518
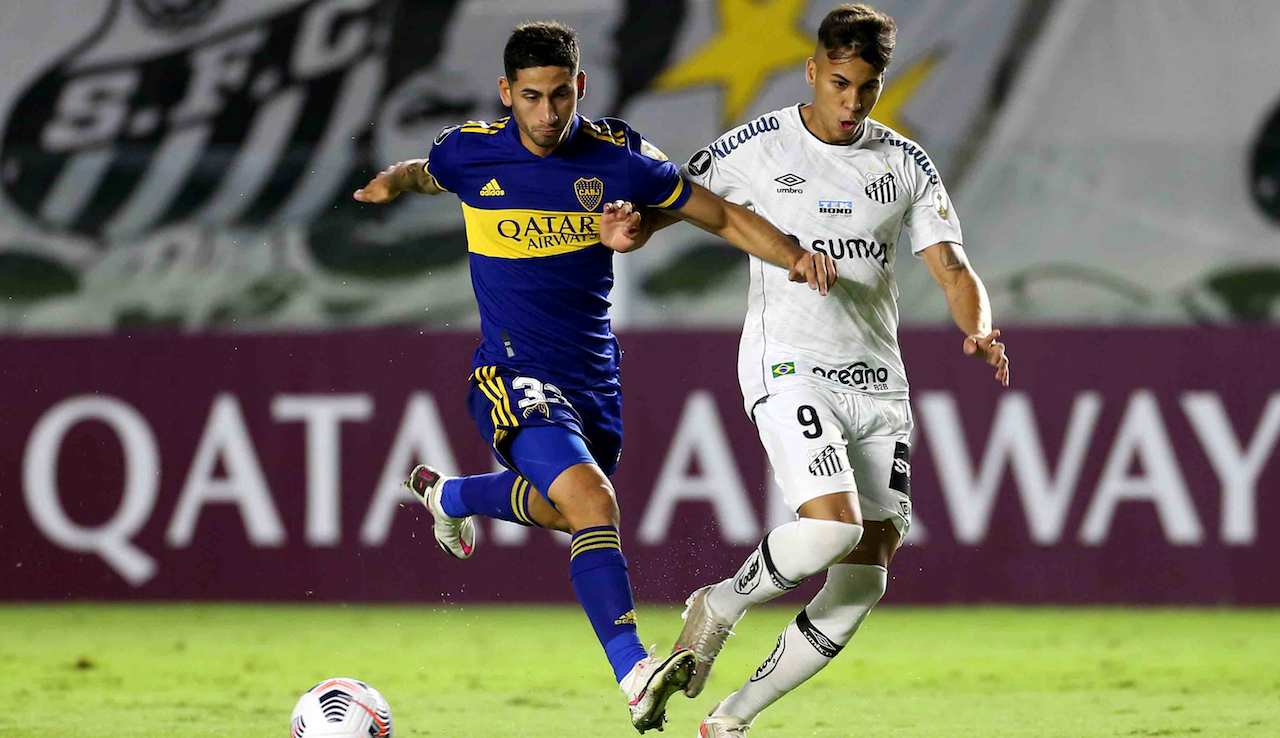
680, 143, 752, 208
903, 146, 963, 255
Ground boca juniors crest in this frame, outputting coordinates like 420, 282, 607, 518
574, 177, 604, 212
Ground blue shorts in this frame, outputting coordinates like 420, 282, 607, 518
468, 365, 623, 493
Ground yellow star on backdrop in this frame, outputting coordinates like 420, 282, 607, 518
656, 0, 943, 138
655, 0, 813, 127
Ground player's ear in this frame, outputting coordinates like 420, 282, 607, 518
576, 70, 587, 100
805, 58, 817, 87
498, 76, 513, 107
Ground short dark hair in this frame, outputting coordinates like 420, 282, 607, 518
817, 4, 897, 71
503, 21, 580, 82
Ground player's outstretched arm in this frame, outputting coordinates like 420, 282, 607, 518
353, 159, 443, 204
921, 241, 1010, 387
669, 182, 836, 295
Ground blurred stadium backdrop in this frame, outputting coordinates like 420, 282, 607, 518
1, 0, 1278, 736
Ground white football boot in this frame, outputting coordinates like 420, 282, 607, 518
673, 585, 736, 697
404, 464, 476, 559
620, 647, 696, 733
697, 703, 751, 737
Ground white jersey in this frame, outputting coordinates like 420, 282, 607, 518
682, 105, 962, 414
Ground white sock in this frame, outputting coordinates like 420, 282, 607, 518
706, 519, 863, 623
717, 564, 887, 722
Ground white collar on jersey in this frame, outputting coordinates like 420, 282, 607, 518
791, 103, 873, 152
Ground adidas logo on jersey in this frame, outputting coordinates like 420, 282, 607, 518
480, 178, 505, 196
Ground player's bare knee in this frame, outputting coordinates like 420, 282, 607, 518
577, 487, 619, 527
840, 520, 900, 567
548, 463, 619, 529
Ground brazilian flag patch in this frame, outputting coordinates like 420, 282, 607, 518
771, 362, 796, 378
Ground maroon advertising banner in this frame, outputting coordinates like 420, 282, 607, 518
1, 328, 1277, 604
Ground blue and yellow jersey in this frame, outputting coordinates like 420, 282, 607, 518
425, 114, 691, 390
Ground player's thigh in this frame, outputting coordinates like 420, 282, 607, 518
755, 387, 859, 516
846, 397, 914, 542
569, 386, 624, 477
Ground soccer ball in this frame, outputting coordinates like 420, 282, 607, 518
290, 678, 393, 737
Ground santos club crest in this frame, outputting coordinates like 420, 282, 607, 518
574, 177, 604, 212
0, 0, 389, 240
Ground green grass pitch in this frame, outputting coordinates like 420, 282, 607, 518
1, 604, 1276, 737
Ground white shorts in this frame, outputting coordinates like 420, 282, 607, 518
754, 386, 913, 535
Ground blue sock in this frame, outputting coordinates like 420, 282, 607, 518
569, 525, 648, 682
438, 472, 538, 526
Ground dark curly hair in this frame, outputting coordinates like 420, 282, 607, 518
503, 21, 580, 81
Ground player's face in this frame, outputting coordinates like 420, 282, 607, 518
806, 51, 883, 144
499, 66, 586, 154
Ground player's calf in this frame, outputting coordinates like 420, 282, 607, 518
674, 516, 861, 697
714, 563, 888, 724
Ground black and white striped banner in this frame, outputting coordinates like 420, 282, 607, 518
0, 0, 1024, 331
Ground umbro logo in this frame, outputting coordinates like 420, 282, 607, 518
480, 178, 505, 196
796, 611, 843, 658
774, 173, 805, 193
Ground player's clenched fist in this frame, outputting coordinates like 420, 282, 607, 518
788, 250, 838, 296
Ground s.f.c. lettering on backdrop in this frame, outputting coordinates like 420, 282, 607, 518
1, 0, 388, 238
2, 330, 1277, 604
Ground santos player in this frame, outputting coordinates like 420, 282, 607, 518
599, 4, 1010, 734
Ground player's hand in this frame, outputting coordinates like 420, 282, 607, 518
788, 250, 837, 296
963, 329, 1010, 387
353, 165, 403, 204
600, 200, 647, 253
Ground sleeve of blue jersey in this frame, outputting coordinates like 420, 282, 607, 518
424, 125, 461, 193
625, 130, 692, 211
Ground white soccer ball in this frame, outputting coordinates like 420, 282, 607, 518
290, 678, 393, 737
